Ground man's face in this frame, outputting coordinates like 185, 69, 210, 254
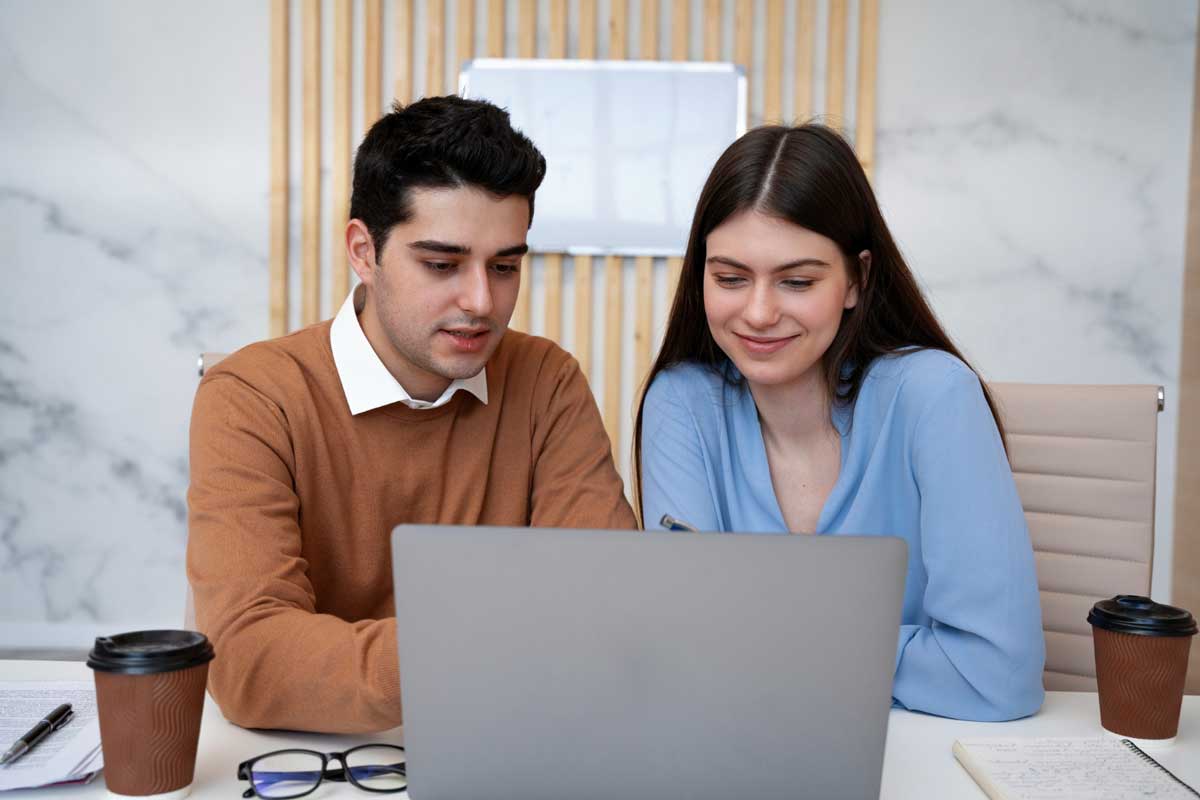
354, 185, 530, 401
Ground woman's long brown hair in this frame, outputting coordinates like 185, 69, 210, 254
632, 124, 1007, 519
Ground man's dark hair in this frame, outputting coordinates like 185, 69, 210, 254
349, 95, 547, 255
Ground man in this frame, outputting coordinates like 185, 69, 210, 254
187, 96, 637, 734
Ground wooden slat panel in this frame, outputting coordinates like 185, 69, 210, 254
826, 0, 847, 122
427, 0, 445, 95
549, 0, 567, 58
519, 0, 536, 57
579, 0, 597, 59
487, 0, 504, 57
269, 0, 289, 337
457, 0, 475, 76
396, 0, 415, 104
703, 0, 720, 61
640, 0, 659, 58
512, 254, 531, 332
634, 255, 654, 383
671, 0, 689, 60
575, 255, 593, 378
764, 0, 783, 122
604, 255, 623, 454
577, 0, 596, 437
855, 0, 879, 177
734, 0, 752, 64
609, 0, 627, 60
794, 0, 815, 120
666, 256, 683, 311
544, 253, 563, 342
362, 0, 381, 117
301, 0, 321, 327
332, 0, 352, 308
734, 0, 752, 105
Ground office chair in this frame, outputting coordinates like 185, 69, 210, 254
990, 382, 1164, 691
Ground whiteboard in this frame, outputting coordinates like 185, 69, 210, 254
460, 59, 747, 256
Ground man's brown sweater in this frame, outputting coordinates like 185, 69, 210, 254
187, 321, 636, 733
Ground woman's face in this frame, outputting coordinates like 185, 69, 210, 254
703, 209, 860, 391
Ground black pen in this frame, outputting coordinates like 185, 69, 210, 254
660, 514, 699, 532
0, 703, 73, 767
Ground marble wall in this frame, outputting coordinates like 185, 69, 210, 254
873, 0, 1197, 603
0, 1, 269, 648
0, 0, 1195, 650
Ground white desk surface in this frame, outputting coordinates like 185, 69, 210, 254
3, 660, 1198, 799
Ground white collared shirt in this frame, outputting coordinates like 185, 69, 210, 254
329, 286, 488, 414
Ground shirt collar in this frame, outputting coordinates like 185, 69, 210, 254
329, 286, 488, 415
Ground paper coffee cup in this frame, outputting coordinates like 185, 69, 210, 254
1088, 596, 1196, 742
87, 631, 215, 799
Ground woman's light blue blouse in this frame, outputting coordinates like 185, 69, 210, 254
639, 349, 1046, 721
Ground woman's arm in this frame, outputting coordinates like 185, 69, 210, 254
894, 364, 1046, 721
639, 371, 723, 532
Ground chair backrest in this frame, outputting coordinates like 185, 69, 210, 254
197, 352, 228, 377
186, 352, 231, 630
989, 382, 1162, 691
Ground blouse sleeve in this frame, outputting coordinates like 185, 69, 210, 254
638, 371, 723, 533
893, 364, 1046, 721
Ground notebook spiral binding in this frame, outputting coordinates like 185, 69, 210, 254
1120, 739, 1200, 798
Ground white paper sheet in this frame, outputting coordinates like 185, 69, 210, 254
0, 681, 103, 791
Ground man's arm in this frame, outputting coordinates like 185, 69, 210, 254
187, 372, 402, 733
527, 353, 638, 529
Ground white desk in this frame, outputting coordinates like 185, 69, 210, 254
3, 661, 1198, 798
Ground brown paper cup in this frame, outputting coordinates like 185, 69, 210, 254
1092, 627, 1191, 740
1088, 596, 1196, 743
88, 631, 215, 799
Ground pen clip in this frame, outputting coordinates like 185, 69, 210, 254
51, 710, 73, 731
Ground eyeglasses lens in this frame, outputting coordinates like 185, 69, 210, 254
250, 751, 325, 799
344, 745, 408, 791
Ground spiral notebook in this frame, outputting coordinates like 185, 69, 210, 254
952, 737, 1199, 800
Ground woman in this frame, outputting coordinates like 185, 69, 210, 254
636, 124, 1045, 721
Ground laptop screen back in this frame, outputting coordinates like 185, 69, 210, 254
393, 526, 906, 800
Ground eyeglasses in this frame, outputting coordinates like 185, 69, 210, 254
237, 744, 406, 798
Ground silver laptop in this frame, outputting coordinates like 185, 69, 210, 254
392, 525, 906, 800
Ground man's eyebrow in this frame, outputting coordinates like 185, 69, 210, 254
706, 255, 830, 271
408, 240, 470, 255
406, 241, 529, 258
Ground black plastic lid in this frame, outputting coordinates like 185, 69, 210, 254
87, 630, 215, 675
1087, 595, 1198, 638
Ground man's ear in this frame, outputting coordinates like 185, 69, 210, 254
346, 219, 378, 286
845, 249, 871, 310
